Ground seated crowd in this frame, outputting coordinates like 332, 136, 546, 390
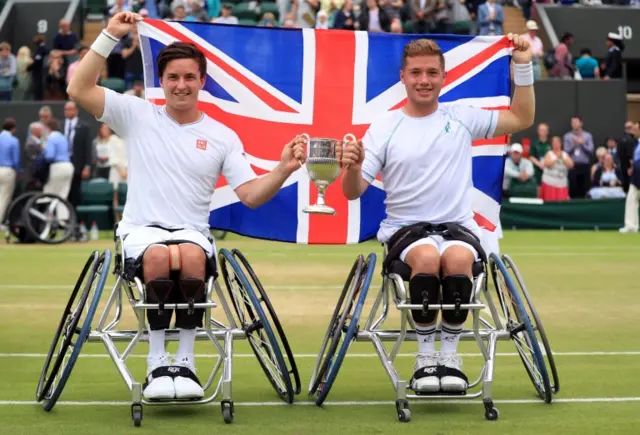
503, 118, 639, 202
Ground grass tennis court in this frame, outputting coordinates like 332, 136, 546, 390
0, 230, 638, 434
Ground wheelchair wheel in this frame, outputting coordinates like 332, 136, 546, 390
489, 253, 553, 404
309, 253, 376, 406
36, 249, 112, 411
502, 254, 560, 394
22, 193, 77, 244
218, 248, 295, 404
231, 248, 302, 396
3, 192, 38, 243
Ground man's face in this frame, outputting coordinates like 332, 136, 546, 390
511, 151, 521, 163
60, 20, 69, 33
400, 55, 445, 108
571, 117, 582, 131
39, 111, 51, 125
160, 58, 204, 112
64, 102, 77, 119
174, 6, 186, 19
537, 123, 548, 139
32, 125, 42, 138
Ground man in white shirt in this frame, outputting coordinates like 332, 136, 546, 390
67, 11, 306, 401
339, 37, 535, 394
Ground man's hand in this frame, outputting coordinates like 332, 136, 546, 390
106, 11, 142, 39
508, 33, 532, 64
519, 172, 529, 181
280, 134, 306, 174
82, 167, 90, 179
337, 138, 364, 170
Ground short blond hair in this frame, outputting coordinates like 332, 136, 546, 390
402, 39, 445, 70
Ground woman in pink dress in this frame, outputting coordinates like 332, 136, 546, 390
540, 136, 574, 201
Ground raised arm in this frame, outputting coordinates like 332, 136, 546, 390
67, 12, 140, 119
492, 33, 535, 138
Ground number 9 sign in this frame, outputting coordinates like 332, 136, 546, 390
37, 19, 48, 34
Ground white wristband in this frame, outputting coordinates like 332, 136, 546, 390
513, 62, 534, 87
91, 30, 120, 58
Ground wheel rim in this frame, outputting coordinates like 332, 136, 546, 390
22, 194, 77, 244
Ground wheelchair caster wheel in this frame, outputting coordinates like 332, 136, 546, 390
395, 399, 411, 423
131, 404, 143, 427
483, 401, 499, 421
221, 400, 234, 424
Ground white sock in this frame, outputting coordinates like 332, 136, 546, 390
415, 324, 436, 355
176, 328, 197, 359
440, 321, 463, 355
148, 329, 166, 359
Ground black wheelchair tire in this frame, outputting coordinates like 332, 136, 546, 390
3, 192, 38, 242
313, 253, 376, 406
502, 254, 560, 395
231, 248, 302, 396
36, 250, 111, 410
489, 253, 553, 404
218, 248, 295, 404
22, 193, 77, 245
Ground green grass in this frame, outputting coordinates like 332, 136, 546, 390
0, 230, 638, 434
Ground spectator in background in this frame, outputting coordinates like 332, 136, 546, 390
27, 35, 49, 101
294, 0, 320, 28
359, 0, 391, 32
476, 0, 503, 36
213, 3, 239, 24
620, 122, 640, 233
590, 146, 607, 183
24, 122, 46, 191
52, 19, 79, 65
122, 26, 143, 89
42, 118, 74, 220
563, 115, 594, 198
45, 50, 67, 99
618, 120, 636, 192
125, 80, 145, 98
521, 20, 543, 80
189, 1, 209, 21
589, 152, 625, 199
540, 136, 573, 202
380, 0, 403, 25
574, 48, 599, 79
63, 101, 92, 218
0, 118, 20, 225
503, 143, 537, 198
529, 122, 550, 186
0, 42, 17, 101
334, 0, 357, 29
14, 46, 33, 101
604, 136, 619, 164
603, 32, 623, 80
315, 10, 330, 28
550, 32, 574, 79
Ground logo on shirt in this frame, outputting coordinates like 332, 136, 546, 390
196, 139, 207, 150
444, 121, 452, 134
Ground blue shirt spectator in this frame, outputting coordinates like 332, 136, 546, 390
43, 130, 71, 163
575, 49, 599, 79
0, 128, 20, 171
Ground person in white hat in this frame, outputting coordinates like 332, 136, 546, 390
503, 143, 536, 198
603, 32, 624, 79
522, 20, 543, 80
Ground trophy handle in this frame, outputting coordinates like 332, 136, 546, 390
342, 133, 357, 169
298, 133, 310, 167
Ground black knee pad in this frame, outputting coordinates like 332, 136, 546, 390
441, 275, 473, 324
174, 278, 206, 330
409, 274, 441, 324
146, 278, 175, 330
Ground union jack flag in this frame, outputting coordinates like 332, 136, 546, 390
138, 19, 511, 244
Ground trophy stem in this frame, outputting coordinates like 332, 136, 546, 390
316, 185, 327, 206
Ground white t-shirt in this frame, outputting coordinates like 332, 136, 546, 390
361, 103, 498, 243
98, 88, 257, 238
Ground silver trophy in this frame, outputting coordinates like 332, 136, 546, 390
302, 133, 356, 215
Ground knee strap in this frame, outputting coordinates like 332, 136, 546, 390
179, 278, 206, 315
409, 274, 441, 324
168, 245, 182, 271
441, 275, 473, 324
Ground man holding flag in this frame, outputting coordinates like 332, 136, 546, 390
67, 11, 306, 401
339, 37, 534, 394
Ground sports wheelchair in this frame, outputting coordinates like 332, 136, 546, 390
3, 191, 77, 244
308, 245, 560, 422
35, 230, 301, 426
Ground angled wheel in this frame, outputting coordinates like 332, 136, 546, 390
22, 193, 77, 244
3, 192, 38, 243
218, 248, 295, 404
36, 249, 112, 411
309, 253, 376, 406
502, 254, 560, 395
489, 253, 552, 403
231, 248, 301, 396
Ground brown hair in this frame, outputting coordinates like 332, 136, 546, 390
47, 118, 61, 132
402, 39, 445, 70
3, 117, 16, 131
157, 42, 206, 79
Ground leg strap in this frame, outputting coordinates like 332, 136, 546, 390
409, 274, 441, 324
441, 275, 473, 324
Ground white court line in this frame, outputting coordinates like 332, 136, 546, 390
1, 397, 640, 406
0, 284, 345, 290
1, 351, 639, 358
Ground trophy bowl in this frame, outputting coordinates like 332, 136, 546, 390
302, 134, 343, 215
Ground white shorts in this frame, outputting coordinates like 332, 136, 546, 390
399, 235, 479, 263
120, 226, 215, 260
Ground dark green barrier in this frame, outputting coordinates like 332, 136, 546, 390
501, 198, 628, 230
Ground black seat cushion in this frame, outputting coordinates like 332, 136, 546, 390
388, 259, 484, 282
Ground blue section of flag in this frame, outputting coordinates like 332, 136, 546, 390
359, 185, 388, 242
472, 155, 506, 204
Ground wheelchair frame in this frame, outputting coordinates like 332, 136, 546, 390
309, 245, 559, 423
36, 235, 301, 427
